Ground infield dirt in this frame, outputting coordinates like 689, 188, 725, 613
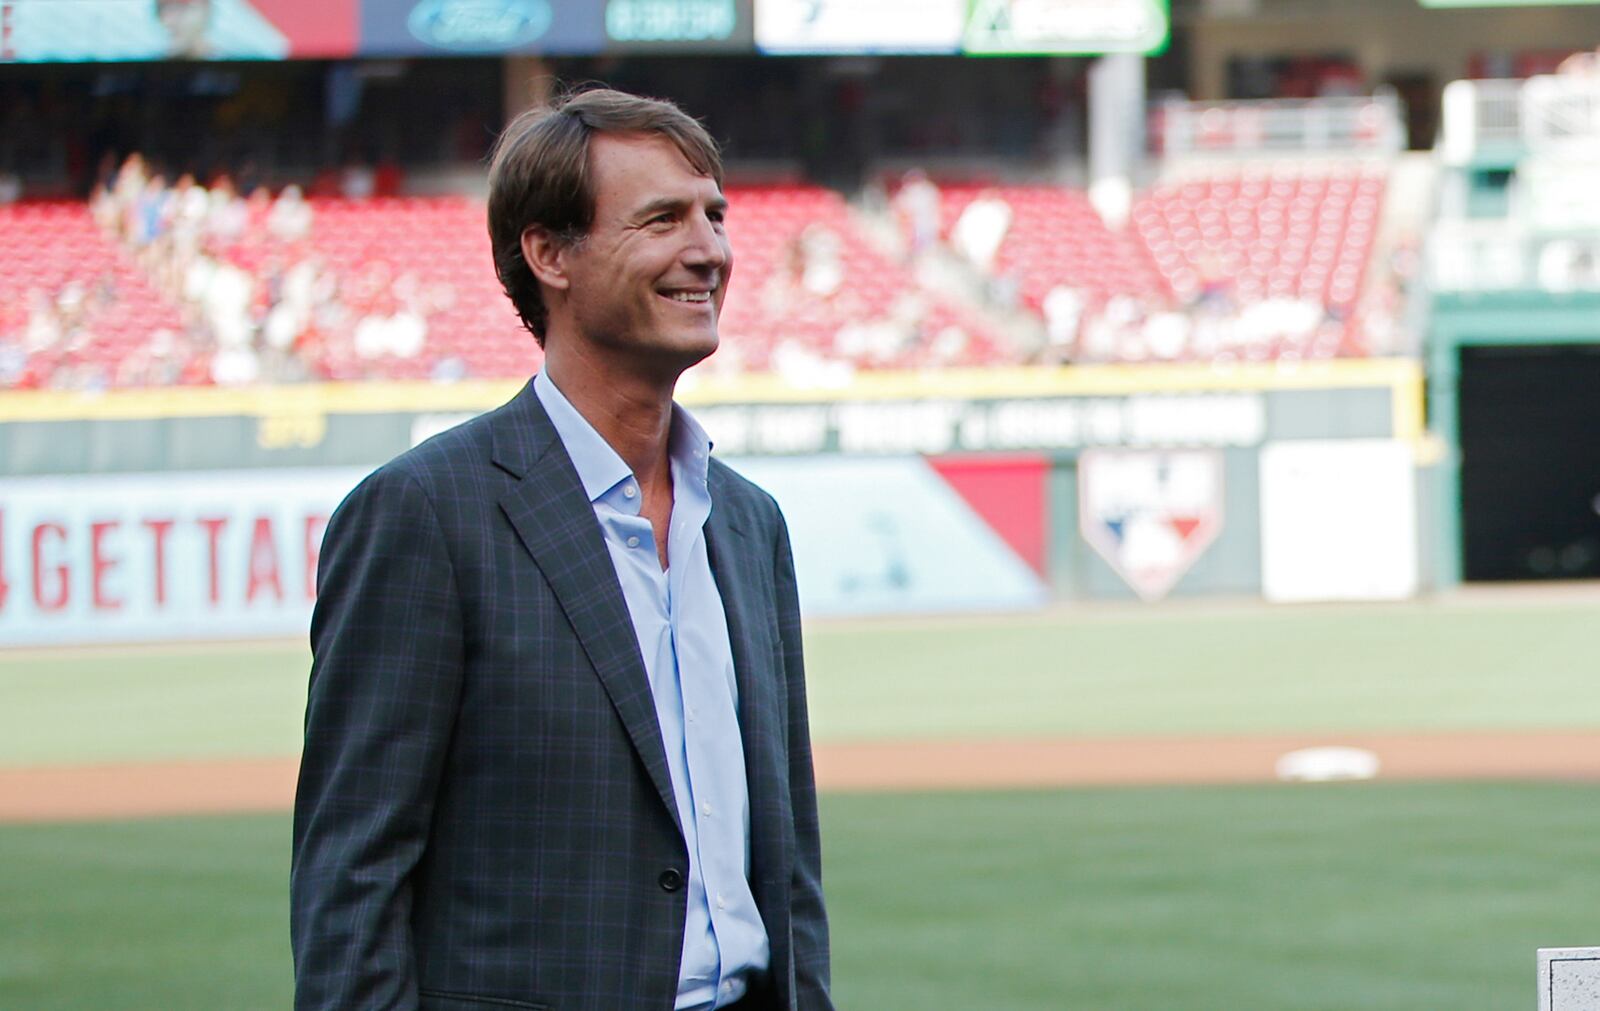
4, 730, 1599, 823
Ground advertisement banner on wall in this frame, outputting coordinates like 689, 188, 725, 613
0, 0, 1178, 60
1259, 440, 1418, 602
603, 0, 753, 50
1079, 449, 1224, 601
727, 454, 1049, 616
0, 468, 366, 646
1418, 0, 1599, 7
754, 0, 966, 54
691, 392, 1266, 456
0, 0, 358, 62
359, 0, 604, 55
963, 0, 1170, 55
0, 454, 1050, 643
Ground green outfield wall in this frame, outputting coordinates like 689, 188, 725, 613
0, 360, 1425, 642
1, 362, 1419, 475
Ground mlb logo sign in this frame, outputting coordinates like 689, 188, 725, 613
1079, 450, 1224, 601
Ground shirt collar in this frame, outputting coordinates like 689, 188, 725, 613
668, 401, 714, 491
534, 369, 713, 504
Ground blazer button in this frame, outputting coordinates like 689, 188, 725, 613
658, 868, 684, 892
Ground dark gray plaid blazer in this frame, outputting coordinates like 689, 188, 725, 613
291, 381, 832, 1011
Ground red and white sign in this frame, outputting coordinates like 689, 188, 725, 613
1079, 449, 1224, 601
0, 467, 367, 646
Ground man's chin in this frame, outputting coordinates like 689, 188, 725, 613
669, 326, 721, 364
637, 330, 720, 381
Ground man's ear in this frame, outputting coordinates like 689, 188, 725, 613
520, 226, 571, 292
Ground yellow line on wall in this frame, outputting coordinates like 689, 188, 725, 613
0, 359, 1424, 423
0, 380, 527, 422
682, 358, 1423, 403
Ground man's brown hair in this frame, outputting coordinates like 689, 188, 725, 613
486, 87, 725, 345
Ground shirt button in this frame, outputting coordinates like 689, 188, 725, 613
626, 536, 640, 548
700, 801, 713, 817
715, 892, 726, 910
658, 868, 684, 892
624, 484, 637, 498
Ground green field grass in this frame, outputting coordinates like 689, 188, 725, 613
0, 642, 310, 767
804, 596, 1600, 741
2, 595, 1597, 767
3, 782, 1596, 1010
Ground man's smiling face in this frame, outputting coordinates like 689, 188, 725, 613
554, 131, 733, 376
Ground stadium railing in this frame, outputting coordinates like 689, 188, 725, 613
1155, 92, 1405, 159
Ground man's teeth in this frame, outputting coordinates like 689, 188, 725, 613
668, 291, 711, 302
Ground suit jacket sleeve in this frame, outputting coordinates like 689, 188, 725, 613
773, 509, 835, 1010
291, 466, 464, 1010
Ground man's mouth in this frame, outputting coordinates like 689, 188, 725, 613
662, 290, 713, 304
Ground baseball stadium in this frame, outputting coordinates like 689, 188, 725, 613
3, 1, 1600, 1008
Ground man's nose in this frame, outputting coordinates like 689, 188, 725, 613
682, 211, 729, 270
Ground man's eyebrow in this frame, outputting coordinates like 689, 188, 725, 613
631, 194, 729, 220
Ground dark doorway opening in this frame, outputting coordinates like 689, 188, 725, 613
1458, 343, 1600, 581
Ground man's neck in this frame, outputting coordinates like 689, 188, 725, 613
542, 346, 677, 492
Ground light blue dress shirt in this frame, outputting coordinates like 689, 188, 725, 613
534, 371, 770, 1010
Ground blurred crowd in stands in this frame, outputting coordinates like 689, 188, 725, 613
97, 153, 438, 385
708, 181, 1001, 382
2, 149, 1417, 391
889, 166, 1413, 365
1, 152, 448, 389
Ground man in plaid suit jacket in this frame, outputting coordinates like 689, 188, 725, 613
291, 89, 832, 1011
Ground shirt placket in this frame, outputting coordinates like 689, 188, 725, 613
663, 515, 714, 994
672, 513, 752, 1007
605, 499, 721, 1005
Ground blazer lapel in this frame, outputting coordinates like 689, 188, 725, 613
704, 478, 795, 957
704, 476, 785, 833
491, 385, 681, 834
706, 497, 765, 754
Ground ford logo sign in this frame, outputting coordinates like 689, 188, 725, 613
407, 0, 552, 51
